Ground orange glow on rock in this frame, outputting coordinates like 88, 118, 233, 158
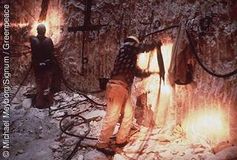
182, 106, 229, 145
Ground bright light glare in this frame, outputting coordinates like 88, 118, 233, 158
182, 107, 229, 145
30, 9, 62, 44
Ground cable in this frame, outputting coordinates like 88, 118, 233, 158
65, 139, 83, 160
59, 110, 99, 140
141, 25, 179, 40
10, 64, 32, 103
51, 55, 106, 107
60, 76, 106, 107
57, 24, 181, 160
59, 108, 99, 159
53, 98, 103, 160
63, 112, 91, 160
186, 30, 237, 78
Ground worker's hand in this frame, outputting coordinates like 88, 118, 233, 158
144, 70, 160, 76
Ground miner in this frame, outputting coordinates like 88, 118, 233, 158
97, 36, 156, 150
30, 24, 54, 109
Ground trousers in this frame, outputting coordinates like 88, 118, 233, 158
99, 80, 134, 144
34, 68, 53, 108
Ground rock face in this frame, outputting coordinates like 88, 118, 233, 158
9, 0, 237, 90
4, 0, 237, 159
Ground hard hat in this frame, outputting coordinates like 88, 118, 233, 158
125, 36, 140, 44
37, 23, 46, 35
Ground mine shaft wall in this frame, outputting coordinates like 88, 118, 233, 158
8, 0, 237, 143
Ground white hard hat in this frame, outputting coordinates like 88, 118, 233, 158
125, 36, 140, 44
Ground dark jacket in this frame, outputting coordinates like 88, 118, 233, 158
30, 35, 54, 71
111, 42, 152, 86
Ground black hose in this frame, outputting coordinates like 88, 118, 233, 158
63, 112, 91, 160
10, 64, 32, 103
186, 30, 237, 78
59, 25, 181, 160
52, 55, 106, 107
60, 76, 106, 107
141, 25, 179, 40
65, 139, 83, 160
59, 111, 98, 140
58, 108, 98, 159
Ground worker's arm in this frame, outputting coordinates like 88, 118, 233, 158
134, 42, 161, 78
138, 41, 162, 53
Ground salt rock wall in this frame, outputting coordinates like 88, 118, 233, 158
8, 0, 237, 142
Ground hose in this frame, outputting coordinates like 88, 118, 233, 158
51, 54, 106, 107
186, 30, 237, 78
141, 25, 179, 40
10, 64, 32, 103
58, 106, 101, 160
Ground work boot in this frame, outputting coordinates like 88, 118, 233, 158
110, 140, 129, 149
110, 141, 129, 154
95, 142, 115, 155
115, 141, 128, 148
96, 142, 109, 149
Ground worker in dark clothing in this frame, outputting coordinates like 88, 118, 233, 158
30, 24, 54, 109
97, 36, 156, 149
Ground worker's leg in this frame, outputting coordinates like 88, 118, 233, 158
35, 69, 52, 108
44, 70, 53, 107
116, 94, 134, 144
35, 71, 44, 108
98, 83, 127, 146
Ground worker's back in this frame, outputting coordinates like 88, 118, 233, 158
30, 35, 54, 71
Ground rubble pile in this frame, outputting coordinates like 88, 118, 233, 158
114, 127, 215, 160
2, 85, 237, 160
49, 91, 106, 160
5, 85, 108, 160
5, 86, 59, 160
